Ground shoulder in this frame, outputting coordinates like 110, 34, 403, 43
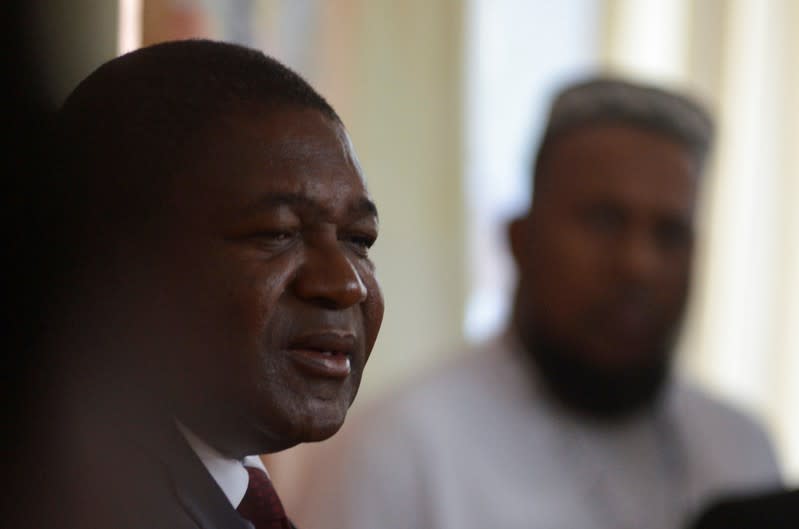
671, 381, 772, 445
314, 335, 534, 475
668, 379, 781, 485
354, 336, 529, 440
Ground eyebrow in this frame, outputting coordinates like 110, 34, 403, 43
242, 192, 379, 221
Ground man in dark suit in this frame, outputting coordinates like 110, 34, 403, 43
12, 39, 383, 529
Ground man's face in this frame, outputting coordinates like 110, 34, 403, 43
512, 122, 699, 387
150, 108, 383, 455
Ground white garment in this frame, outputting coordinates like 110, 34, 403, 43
294, 333, 782, 529
178, 422, 268, 508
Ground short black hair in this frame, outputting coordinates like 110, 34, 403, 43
531, 76, 714, 195
58, 38, 339, 189
61, 38, 339, 128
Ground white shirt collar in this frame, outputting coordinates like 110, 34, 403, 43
176, 421, 268, 508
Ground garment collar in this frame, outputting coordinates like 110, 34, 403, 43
177, 421, 268, 509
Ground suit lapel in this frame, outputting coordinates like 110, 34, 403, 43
125, 411, 299, 529
166, 433, 301, 529
134, 417, 252, 529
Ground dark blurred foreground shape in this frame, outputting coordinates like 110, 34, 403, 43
290, 76, 782, 529
687, 488, 799, 529
5, 0, 120, 465
4, 1, 59, 519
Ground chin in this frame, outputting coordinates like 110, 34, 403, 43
259, 397, 350, 449
301, 420, 344, 443
297, 397, 350, 442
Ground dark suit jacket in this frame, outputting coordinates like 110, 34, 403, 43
687, 489, 799, 529
16, 391, 296, 529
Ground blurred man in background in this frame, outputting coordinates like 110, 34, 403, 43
293, 77, 780, 529
11, 39, 383, 529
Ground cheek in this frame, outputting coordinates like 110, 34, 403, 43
554, 222, 607, 271
232, 259, 297, 347
363, 286, 384, 352
533, 227, 601, 298
358, 265, 384, 355
521, 232, 606, 340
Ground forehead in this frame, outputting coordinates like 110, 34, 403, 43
539, 123, 700, 212
181, 107, 371, 217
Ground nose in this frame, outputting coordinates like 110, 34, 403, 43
293, 238, 368, 310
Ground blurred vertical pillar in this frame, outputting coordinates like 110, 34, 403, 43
118, 0, 143, 55
682, 0, 799, 479
600, 0, 691, 83
779, 0, 799, 483
689, 0, 780, 417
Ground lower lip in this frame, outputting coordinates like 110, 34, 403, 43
287, 349, 352, 378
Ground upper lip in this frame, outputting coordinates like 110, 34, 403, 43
288, 331, 356, 355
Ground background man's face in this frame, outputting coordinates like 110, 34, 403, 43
151, 108, 383, 455
513, 122, 699, 376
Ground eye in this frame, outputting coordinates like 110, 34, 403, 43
250, 229, 299, 252
266, 231, 293, 241
343, 232, 376, 257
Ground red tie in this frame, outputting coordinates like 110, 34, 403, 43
236, 466, 292, 529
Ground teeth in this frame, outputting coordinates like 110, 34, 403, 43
297, 349, 345, 356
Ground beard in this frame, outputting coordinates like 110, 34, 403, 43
519, 325, 673, 421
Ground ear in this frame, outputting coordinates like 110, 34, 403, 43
508, 214, 532, 267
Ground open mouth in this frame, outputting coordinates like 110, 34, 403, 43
286, 332, 355, 378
